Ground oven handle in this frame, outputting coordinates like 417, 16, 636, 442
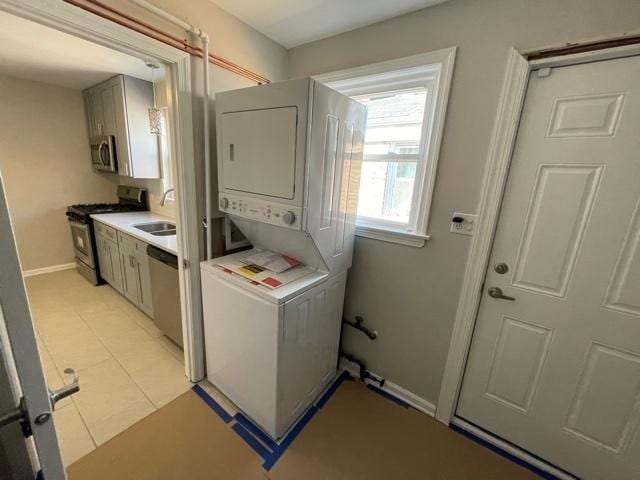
68, 219, 90, 231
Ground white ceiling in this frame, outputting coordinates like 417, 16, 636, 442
0, 10, 162, 90
210, 0, 450, 48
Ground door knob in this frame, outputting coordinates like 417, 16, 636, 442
0, 397, 31, 435
49, 368, 80, 410
487, 287, 516, 301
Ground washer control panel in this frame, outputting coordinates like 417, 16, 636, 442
218, 193, 303, 230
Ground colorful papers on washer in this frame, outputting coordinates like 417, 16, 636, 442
246, 250, 301, 273
216, 249, 315, 289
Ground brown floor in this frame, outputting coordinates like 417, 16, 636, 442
270, 380, 538, 480
66, 378, 538, 479
67, 389, 266, 480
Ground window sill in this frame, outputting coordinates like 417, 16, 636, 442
355, 225, 430, 247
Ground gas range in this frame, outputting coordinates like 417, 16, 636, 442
67, 186, 147, 285
66, 202, 145, 223
66, 186, 148, 223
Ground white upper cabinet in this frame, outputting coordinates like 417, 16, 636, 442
221, 107, 298, 199
83, 75, 160, 179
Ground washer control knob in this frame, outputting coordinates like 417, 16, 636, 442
219, 197, 229, 209
282, 211, 296, 225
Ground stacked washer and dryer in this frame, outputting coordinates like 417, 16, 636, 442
200, 78, 366, 439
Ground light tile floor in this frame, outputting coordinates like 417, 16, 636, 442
25, 269, 192, 466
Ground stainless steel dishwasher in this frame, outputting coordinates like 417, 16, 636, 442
147, 245, 183, 348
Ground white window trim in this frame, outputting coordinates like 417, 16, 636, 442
159, 106, 175, 204
356, 225, 431, 247
314, 47, 456, 247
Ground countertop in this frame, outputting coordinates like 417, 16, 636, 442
91, 211, 178, 256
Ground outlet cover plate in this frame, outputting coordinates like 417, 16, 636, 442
450, 212, 477, 236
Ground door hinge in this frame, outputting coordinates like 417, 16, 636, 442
183, 259, 189, 269
0, 397, 32, 438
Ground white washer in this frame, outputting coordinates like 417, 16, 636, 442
201, 250, 346, 438
202, 78, 366, 439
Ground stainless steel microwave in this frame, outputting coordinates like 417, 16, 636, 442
90, 135, 117, 172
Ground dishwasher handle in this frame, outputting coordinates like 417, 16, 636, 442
147, 245, 178, 269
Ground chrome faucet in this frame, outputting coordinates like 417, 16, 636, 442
160, 188, 175, 206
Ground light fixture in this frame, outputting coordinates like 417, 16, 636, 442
145, 59, 162, 135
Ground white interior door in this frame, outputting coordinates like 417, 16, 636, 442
457, 55, 640, 480
0, 176, 67, 479
0, 312, 33, 480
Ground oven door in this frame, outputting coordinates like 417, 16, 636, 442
91, 136, 117, 172
69, 220, 95, 268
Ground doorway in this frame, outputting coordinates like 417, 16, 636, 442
456, 54, 640, 479
0, 2, 200, 472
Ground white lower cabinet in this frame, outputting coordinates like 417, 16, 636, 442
118, 232, 139, 305
95, 222, 123, 294
105, 238, 123, 294
94, 220, 154, 318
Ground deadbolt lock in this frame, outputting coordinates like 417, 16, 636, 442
34, 412, 51, 425
494, 262, 509, 274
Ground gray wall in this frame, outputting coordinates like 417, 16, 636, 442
102, 0, 290, 259
288, 0, 640, 405
0, 75, 118, 272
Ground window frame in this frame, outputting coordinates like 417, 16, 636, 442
314, 47, 456, 247
159, 106, 175, 203
354, 82, 435, 232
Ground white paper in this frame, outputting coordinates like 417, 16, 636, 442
245, 250, 300, 273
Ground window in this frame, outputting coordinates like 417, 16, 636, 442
159, 107, 174, 202
356, 88, 428, 226
315, 48, 456, 247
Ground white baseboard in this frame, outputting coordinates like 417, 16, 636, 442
22, 262, 76, 278
339, 359, 436, 417
451, 417, 577, 480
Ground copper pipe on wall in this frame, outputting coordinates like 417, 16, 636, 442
62, 0, 270, 84
88, 0, 266, 81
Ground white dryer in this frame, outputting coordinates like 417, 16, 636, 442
201, 77, 366, 439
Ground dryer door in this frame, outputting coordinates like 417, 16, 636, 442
221, 106, 298, 199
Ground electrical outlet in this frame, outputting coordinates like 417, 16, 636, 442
450, 212, 477, 236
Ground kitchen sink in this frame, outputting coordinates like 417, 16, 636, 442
134, 222, 176, 236
149, 230, 176, 236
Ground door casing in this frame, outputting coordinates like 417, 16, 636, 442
435, 42, 640, 479
0, 0, 205, 382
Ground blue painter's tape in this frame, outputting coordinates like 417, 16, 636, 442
260, 371, 352, 471
232, 423, 272, 461
316, 370, 350, 409
234, 412, 278, 452
366, 384, 410, 408
191, 385, 233, 424
263, 406, 318, 471
451, 424, 568, 480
